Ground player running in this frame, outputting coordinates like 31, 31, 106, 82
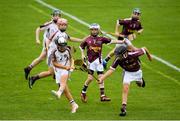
28, 18, 82, 89
24, 9, 61, 80
79, 23, 126, 102
50, 37, 78, 113
103, 8, 143, 69
99, 46, 152, 116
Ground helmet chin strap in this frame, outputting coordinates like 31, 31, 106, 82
91, 34, 98, 37
60, 29, 66, 32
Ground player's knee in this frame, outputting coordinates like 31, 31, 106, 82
123, 85, 129, 93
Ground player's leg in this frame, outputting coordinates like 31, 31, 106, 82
52, 74, 68, 98
64, 85, 79, 113
28, 67, 54, 89
120, 83, 129, 116
97, 73, 111, 102
80, 72, 94, 103
103, 48, 115, 69
134, 70, 145, 87
24, 50, 47, 80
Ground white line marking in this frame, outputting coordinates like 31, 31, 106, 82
142, 62, 180, 86
34, 0, 180, 72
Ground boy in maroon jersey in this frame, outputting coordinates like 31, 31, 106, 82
103, 8, 143, 69
99, 46, 152, 116
79, 23, 125, 102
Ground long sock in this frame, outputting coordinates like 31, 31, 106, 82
32, 75, 40, 81
122, 103, 127, 109
82, 85, 88, 93
100, 88, 105, 96
70, 100, 75, 105
105, 56, 111, 62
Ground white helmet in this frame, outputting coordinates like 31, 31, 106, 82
55, 37, 67, 46
89, 23, 100, 29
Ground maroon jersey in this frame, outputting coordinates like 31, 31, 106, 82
111, 48, 145, 72
80, 36, 111, 63
119, 18, 142, 36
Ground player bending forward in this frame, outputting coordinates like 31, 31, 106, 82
79, 23, 125, 102
51, 37, 78, 113
99, 46, 152, 116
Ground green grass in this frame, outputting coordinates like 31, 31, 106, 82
0, 0, 179, 120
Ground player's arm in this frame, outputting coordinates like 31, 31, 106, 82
35, 27, 43, 45
79, 40, 87, 62
99, 58, 119, 84
69, 37, 83, 42
142, 47, 152, 61
98, 69, 115, 84
69, 49, 75, 70
137, 28, 143, 34
35, 21, 52, 45
79, 46, 86, 62
69, 35, 89, 42
52, 60, 71, 70
110, 39, 125, 44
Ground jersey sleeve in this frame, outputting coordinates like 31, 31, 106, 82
80, 39, 87, 49
137, 22, 143, 31
102, 37, 111, 44
129, 48, 146, 57
39, 21, 52, 30
119, 19, 128, 25
110, 57, 120, 70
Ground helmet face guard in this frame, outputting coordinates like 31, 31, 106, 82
133, 8, 141, 15
57, 43, 67, 52
51, 9, 61, 17
89, 23, 100, 37
114, 46, 127, 59
55, 37, 67, 52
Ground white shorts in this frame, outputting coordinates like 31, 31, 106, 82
54, 68, 69, 84
88, 58, 104, 72
122, 69, 143, 84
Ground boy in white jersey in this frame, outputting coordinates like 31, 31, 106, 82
50, 37, 78, 113
24, 9, 61, 80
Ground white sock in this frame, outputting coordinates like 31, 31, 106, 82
70, 100, 75, 105
57, 89, 63, 96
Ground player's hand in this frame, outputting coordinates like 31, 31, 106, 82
81, 54, 86, 62
36, 40, 41, 45
70, 66, 75, 70
66, 66, 71, 71
98, 79, 103, 84
147, 53, 153, 61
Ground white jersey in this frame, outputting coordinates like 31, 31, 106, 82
49, 30, 69, 51
39, 21, 59, 50
47, 30, 69, 66
50, 48, 71, 67
51, 48, 71, 84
